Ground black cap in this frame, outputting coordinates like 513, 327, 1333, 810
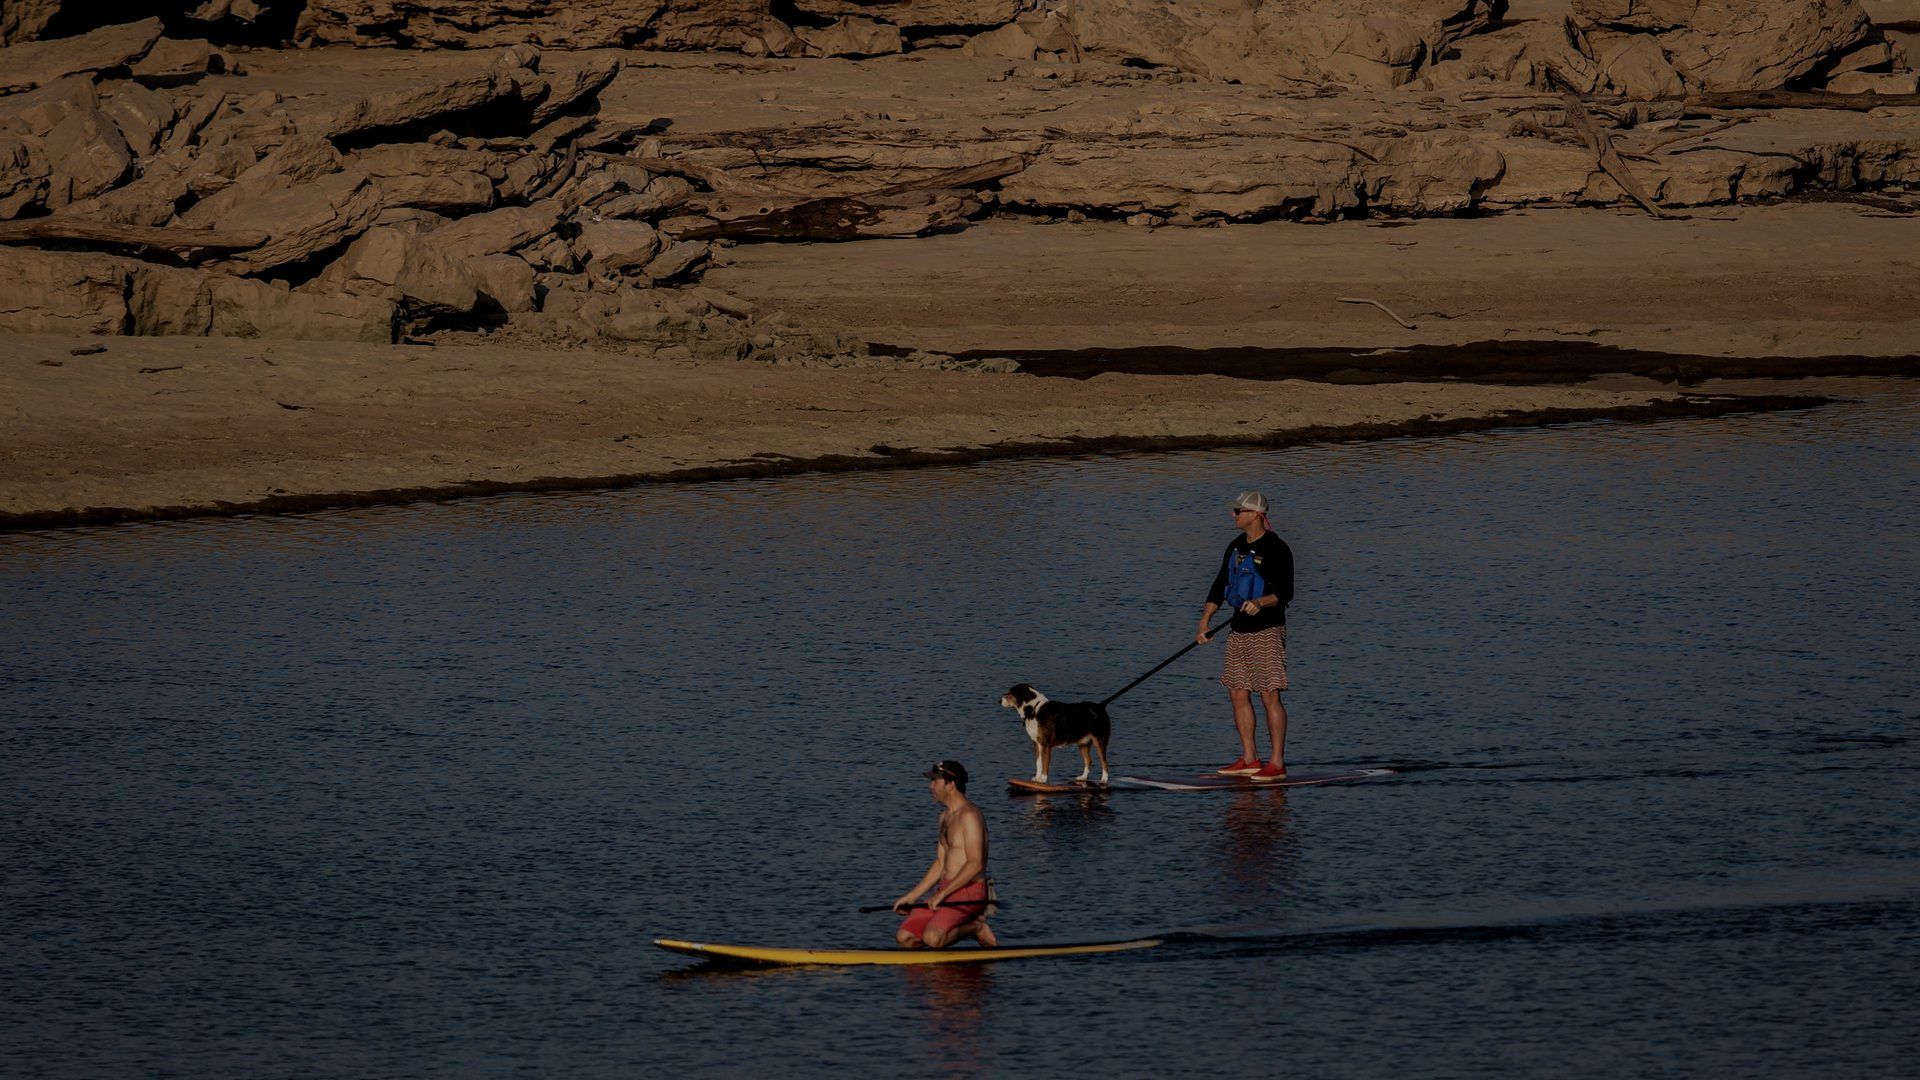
922, 759, 968, 791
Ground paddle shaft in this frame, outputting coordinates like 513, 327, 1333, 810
860, 902, 1010, 913
1099, 614, 1235, 708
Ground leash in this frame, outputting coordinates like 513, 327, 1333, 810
1098, 614, 1235, 709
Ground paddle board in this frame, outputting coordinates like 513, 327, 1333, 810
1008, 767, 1394, 794
653, 937, 1161, 966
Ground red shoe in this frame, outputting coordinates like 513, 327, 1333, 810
1251, 760, 1290, 782
1217, 757, 1261, 776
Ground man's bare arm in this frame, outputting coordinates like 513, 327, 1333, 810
894, 839, 947, 913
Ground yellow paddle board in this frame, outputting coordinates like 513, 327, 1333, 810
653, 937, 1161, 966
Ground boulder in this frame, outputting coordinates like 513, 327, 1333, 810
423, 199, 564, 260
179, 135, 344, 226
464, 253, 537, 312
213, 169, 388, 275
1826, 70, 1920, 94
103, 82, 176, 158
295, 0, 763, 50
209, 276, 398, 341
527, 55, 623, 126
43, 103, 134, 209
1, 1, 61, 47
964, 24, 1039, 62
310, 225, 480, 312
1064, 0, 1504, 88
1595, 33, 1686, 100
596, 175, 694, 219
797, 17, 905, 58
130, 261, 215, 336
0, 76, 102, 140
0, 247, 129, 334
0, 135, 46, 217
130, 38, 233, 87
319, 69, 521, 143
376, 170, 496, 213
0, 18, 164, 94
643, 239, 709, 283
575, 218, 660, 273
1571, 0, 1875, 92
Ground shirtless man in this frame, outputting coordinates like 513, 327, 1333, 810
892, 760, 998, 949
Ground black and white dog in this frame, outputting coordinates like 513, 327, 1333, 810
1000, 683, 1112, 784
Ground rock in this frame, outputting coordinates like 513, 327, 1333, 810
964, 24, 1039, 63
162, 89, 227, 155
130, 261, 215, 336
464, 253, 537, 312
0, 248, 129, 334
376, 170, 495, 213
517, 233, 579, 273
44, 103, 134, 209
2, 1, 61, 47
0, 75, 101, 140
214, 169, 388, 275
1595, 33, 1686, 100
1065, 0, 1504, 88
319, 70, 520, 143
597, 175, 694, 219
0, 135, 45, 217
1826, 70, 1920, 94
1826, 40, 1895, 77
689, 285, 754, 319
574, 218, 660, 273
793, 1, 1023, 27
797, 17, 905, 59
179, 135, 344, 226
103, 82, 176, 158
209, 276, 398, 341
310, 225, 480, 312
643, 239, 710, 283
1571, 0, 1875, 92
422, 199, 563, 260
527, 55, 623, 126
0, 18, 164, 95
130, 38, 232, 87
296, 0, 764, 50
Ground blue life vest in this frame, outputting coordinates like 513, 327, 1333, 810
1225, 549, 1265, 608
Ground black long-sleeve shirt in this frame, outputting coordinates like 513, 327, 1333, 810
1206, 532, 1293, 633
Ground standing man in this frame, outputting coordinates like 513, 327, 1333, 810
1197, 491, 1295, 781
893, 760, 998, 948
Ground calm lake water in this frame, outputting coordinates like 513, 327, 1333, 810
4, 379, 1917, 1078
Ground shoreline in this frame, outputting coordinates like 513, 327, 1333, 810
0, 327, 1830, 532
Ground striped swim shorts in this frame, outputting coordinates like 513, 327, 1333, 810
1221, 625, 1288, 692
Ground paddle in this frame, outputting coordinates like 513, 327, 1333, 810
1097, 613, 1236, 708
860, 902, 1011, 913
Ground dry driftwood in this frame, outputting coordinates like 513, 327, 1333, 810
0, 217, 268, 257
679, 190, 979, 243
1336, 296, 1417, 330
1683, 91, 1920, 112
1640, 118, 1752, 154
1563, 94, 1665, 219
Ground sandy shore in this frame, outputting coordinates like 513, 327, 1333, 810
0, 332, 1808, 530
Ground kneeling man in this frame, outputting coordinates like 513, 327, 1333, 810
893, 760, 998, 948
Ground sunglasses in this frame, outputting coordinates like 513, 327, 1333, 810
928, 763, 957, 781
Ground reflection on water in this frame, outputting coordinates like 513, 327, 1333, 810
901, 964, 995, 1078
2, 379, 1916, 1078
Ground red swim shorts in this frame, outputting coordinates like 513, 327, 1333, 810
899, 880, 991, 943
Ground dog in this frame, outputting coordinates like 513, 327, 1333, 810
1000, 683, 1112, 784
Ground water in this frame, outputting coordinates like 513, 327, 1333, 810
4, 379, 1917, 1078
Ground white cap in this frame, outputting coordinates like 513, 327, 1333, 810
1232, 491, 1268, 513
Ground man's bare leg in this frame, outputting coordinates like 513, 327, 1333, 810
1230, 688, 1258, 761
1259, 689, 1288, 770
924, 919, 996, 948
